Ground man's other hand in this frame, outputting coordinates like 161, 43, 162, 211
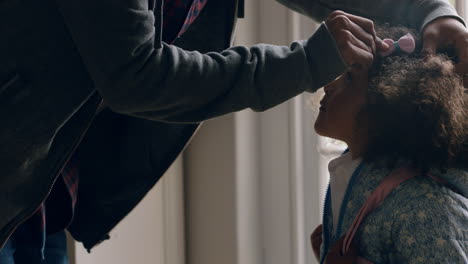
422, 17, 468, 87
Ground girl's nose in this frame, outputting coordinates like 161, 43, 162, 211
324, 80, 338, 94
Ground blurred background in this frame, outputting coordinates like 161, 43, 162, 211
66, 0, 467, 263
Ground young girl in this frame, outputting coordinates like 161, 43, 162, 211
313, 25, 468, 264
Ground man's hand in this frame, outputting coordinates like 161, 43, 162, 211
422, 17, 468, 86
325, 11, 389, 73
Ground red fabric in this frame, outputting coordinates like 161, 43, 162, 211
163, 0, 208, 43
61, 159, 79, 210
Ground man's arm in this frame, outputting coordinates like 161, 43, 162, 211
275, 0, 464, 32
54, 0, 346, 123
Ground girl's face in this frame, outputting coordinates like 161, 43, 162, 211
314, 71, 368, 145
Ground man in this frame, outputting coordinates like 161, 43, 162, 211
0, 0, 466, 263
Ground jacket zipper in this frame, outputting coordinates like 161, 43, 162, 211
334, 161, 365, 239
0, 93, 102, 249
319, 157, 365, 264
320, 185, 331, 264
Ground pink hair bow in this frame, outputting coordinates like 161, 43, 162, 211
380, 33, 415, 57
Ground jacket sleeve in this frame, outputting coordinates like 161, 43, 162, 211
54, 0, 346, 123
275, 0, 465, 32
390, 194, 468, 263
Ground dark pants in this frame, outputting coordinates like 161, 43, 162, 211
0, 231, 68, 264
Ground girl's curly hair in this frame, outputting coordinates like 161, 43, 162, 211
361, 25, 468, 170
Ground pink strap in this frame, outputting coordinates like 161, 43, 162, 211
342, 167, 420, 254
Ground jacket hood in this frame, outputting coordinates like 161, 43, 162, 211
430, 168, 468, 198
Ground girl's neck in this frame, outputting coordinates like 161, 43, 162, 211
345, 140, 366, 160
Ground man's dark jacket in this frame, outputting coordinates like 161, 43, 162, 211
0, 0, 461, 251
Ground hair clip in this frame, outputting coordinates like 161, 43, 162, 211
380, 33, 416, 57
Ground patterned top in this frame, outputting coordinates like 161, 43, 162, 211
319, 159, 468, 264
13, 0, 208, 258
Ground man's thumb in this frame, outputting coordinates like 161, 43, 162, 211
422, 39, 437, 55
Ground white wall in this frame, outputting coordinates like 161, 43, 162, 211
456, 0, 467, 19
68, 157, 185, 264
183, 1, 324, 264
183, 117, 239, 264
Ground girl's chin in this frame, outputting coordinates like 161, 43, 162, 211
315, 129, 330, 138
314, 121, 328, 137
314, 122, 343, 141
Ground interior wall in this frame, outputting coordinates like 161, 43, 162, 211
68, 157, 185, 264
182, 0, 263, 262
183, 1, 322, 264
183, 117, 239, 264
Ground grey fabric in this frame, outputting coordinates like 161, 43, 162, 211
54, 0, 347, 122
276, 0, 465, 32
68, 0, 236, 250
431, 168, 468, 198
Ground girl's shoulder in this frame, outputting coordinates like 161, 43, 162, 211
357, 167, 468, 263
378, 167, 468, 220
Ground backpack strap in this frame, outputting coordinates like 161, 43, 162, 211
341, 167, 421, 255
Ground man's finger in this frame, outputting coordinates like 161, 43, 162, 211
336, 11, 388, 54
340, 40, 374, 69
339, 13, 378, 43
454, 37, 468, 65
422, 29, 439, 55
346, 18, 377, 55
453, 33, 468, 87
455, 63, 468, 88
375, 37, 390, 51
350, 45, 374, 69
328, 10, 347, 21
335, 29, 372, 55
422, 39, 438, 55
340, 12, 376, 35
328, 15, 375, 54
